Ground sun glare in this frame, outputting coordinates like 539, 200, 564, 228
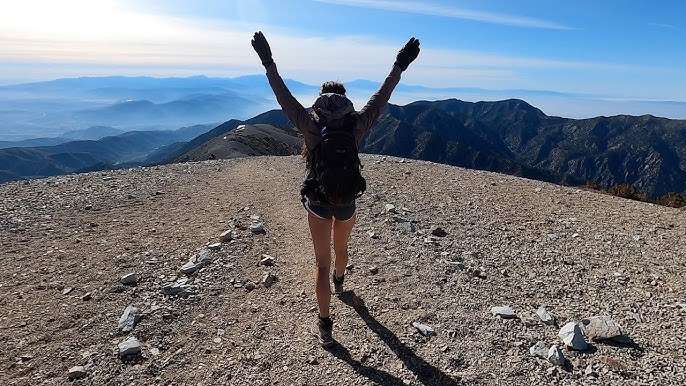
0, 0, 191, 41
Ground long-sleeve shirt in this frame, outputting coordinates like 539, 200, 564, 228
265, 62, 402, 150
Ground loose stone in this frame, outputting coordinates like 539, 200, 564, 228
490, 305, 516, 319
120, 273, 138, 285
558, 322, 588, 351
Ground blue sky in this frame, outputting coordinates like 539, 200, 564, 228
1, 0, 685, 102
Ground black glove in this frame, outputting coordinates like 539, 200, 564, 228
394, 37, 420, 71
251, 31, 274, 67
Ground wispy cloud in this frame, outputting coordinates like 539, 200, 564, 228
0, 0, 661, 89
313, 0, 573, 30
647, 22, 681, 31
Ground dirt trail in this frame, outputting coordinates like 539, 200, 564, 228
1, 155, 685, 385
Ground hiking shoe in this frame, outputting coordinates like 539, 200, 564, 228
314, 316, 334, 348
332, 273, 345, 294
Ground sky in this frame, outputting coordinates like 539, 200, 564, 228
1, 0, 685, 102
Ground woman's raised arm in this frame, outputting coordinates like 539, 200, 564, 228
356, 37, 420, 142
251, 31, 319, 148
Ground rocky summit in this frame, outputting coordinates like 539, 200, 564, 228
1, 155, 685, 385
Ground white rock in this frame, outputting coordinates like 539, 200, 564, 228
580, 316, 623, 341
490, 305, 516, 319
207, 242, 221, 251
120, 272, 138, 285
558, 322, 588, 351
529, 341, 548, 359
536, 306, 557, 326
547, 345, 567, 367
412, 322, 435, 336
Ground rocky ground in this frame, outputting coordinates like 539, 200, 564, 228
1, 155, 685, 386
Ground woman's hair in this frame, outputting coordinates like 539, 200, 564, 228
303, 81, 347, 160
320, 81, 346, 96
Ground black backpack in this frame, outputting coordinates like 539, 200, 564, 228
305, 113, 366, 206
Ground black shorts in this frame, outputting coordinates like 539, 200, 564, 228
303, 198, 356, 221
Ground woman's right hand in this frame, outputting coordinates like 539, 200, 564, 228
251, 31, 274, 67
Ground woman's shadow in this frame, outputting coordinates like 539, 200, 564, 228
326, 291, 462, 386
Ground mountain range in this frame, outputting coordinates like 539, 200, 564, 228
0, 124, 214, 183
1, 98, 685, 200
164, 99, 686, 200
0, 75, 309, 140
3, 75, 685, 142
0, 126, 125, 149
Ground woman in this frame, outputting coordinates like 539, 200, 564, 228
251, 31, 420, 347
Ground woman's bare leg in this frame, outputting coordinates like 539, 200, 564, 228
333, 213, 356, 279
308, 212, 333, 317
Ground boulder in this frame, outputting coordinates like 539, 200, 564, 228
580, 316, 623, 341
558, 322, 588, 351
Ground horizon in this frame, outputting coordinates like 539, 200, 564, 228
3, 72, 686, 121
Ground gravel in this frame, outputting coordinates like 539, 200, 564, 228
1, 155, 684, 385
